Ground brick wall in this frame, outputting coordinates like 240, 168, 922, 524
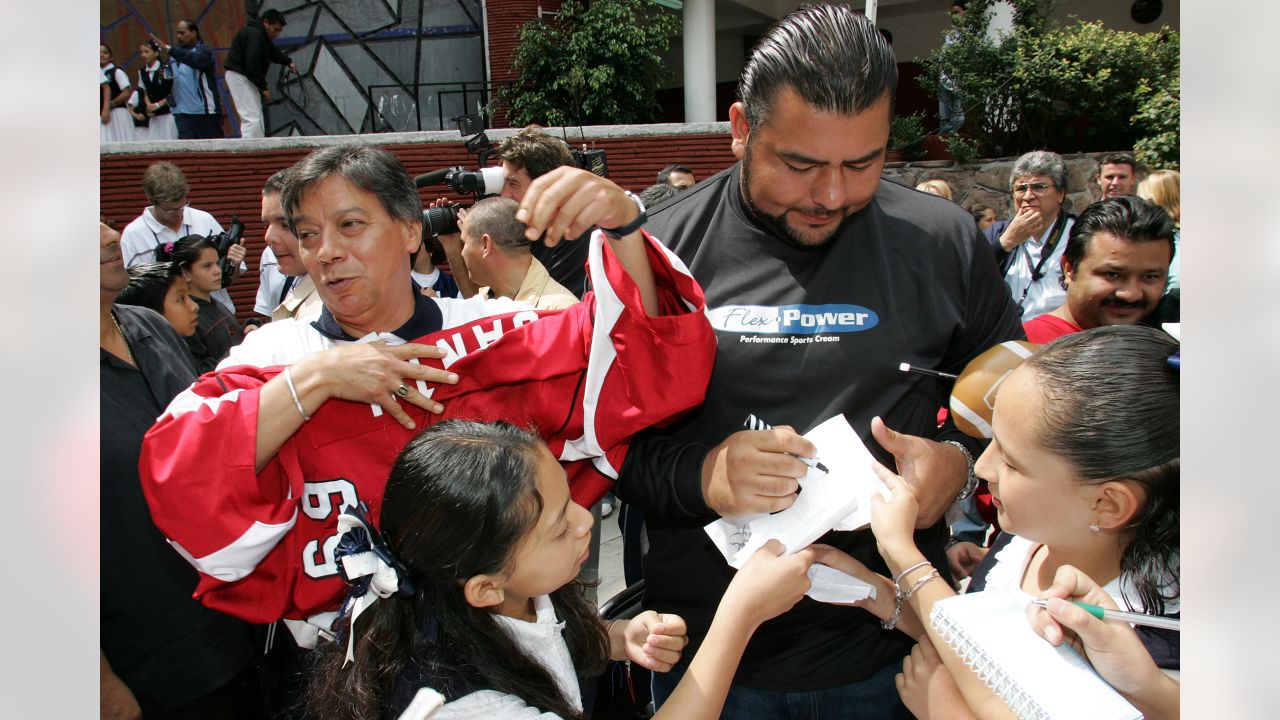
486, 0, 564, 127
100, 129, 739, 322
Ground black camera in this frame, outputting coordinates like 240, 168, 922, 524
414, 165, 504, 196
209, 217, 245, 288
209, 216, 245, 257
422, 205, 461, 238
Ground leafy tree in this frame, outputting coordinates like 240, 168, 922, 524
498, 0, 680, 126
920, 0, 1179, 161
1132, 75, 1179, 170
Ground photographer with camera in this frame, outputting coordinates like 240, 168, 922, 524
149, 20, 224, 140
426, 126, 591, 299
499, 126, 593, 298
459, 197, 578, 309
120, 161, 247, 314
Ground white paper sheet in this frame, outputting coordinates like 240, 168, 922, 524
805, 563, 877, 604
705, 414, 890, 569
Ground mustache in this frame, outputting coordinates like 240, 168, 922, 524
1102, 297, 1148, 310
798, 207, 837, 219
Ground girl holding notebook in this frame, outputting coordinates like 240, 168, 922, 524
815, 325, 1179, 719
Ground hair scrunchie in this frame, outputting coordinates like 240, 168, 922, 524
333, 501, 416, 665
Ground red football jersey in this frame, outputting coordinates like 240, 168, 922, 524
140, 232, 715, 627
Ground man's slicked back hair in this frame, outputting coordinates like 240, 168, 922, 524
738, 4, 898, 130
280, 143, 422, 228
1062, 196, 1176, 275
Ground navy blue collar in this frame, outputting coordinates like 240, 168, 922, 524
311, 281, 443, 342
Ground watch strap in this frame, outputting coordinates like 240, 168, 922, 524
601, 190, 647, 237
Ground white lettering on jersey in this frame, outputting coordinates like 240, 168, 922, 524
301, 479, 358, 579
370, 312, 547, 416
436, 313, 545, 369
301, 479, 358, 520
304, 533, 343, 578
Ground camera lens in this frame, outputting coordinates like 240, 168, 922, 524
422, 206, 460, 238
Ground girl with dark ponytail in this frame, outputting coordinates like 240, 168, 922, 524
814, 325, 1180, 719
305, 419, 817, 720
157, 234, 243, 372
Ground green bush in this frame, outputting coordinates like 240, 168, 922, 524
889, 112, 928, 161
943, 134, 981, 164
920, 0, 1179, 160
1132, 75, 1179, 170
497, 0, 680, 126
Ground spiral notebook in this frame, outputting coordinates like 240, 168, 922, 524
930, 591, 1142, 720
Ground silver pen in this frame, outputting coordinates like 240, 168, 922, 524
1030, 599, 1181, 631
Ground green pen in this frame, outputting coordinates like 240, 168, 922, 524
1031, 599, 1180, 631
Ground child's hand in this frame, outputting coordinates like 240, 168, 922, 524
946, 541, 988, 580
623, 611, 687, 672
808, 544, 895, 620
720, 539, 815, 628
869, 459, 921, 558
1027, 565, 1167, 699
896, 639, 975, 720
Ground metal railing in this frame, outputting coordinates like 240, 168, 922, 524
367, 81, 512, 133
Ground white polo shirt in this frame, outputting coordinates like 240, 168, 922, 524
120, 206, 243, 314
1003, 215, 1074, 322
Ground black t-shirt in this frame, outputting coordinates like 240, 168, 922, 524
530, 230, 591, 299
101, 305, 254, 715
616, 164, 1024, 690
188, 296, 244, 373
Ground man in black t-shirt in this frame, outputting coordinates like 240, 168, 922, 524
613, 6, 1023, 718
100, 223, 257, 719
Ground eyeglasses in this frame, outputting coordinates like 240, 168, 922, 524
1013, 182, 1055, 195
152, 200, 189, 215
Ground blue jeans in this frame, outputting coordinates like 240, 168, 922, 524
937, 85, 965, 134
651, 658, 911, 720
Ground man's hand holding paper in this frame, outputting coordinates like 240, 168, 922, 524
704, 415, 893, 604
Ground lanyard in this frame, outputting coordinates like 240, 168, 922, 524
278, 275, 297, 305
1016, 213, 1068, 309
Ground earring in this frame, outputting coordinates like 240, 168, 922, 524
1088, 522, 1100, 533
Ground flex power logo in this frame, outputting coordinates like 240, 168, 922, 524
708, 304, 879, 337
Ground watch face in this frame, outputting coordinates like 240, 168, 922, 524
1130, 0, 1163, 24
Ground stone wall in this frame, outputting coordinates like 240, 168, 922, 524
883, 152, 1121, 222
